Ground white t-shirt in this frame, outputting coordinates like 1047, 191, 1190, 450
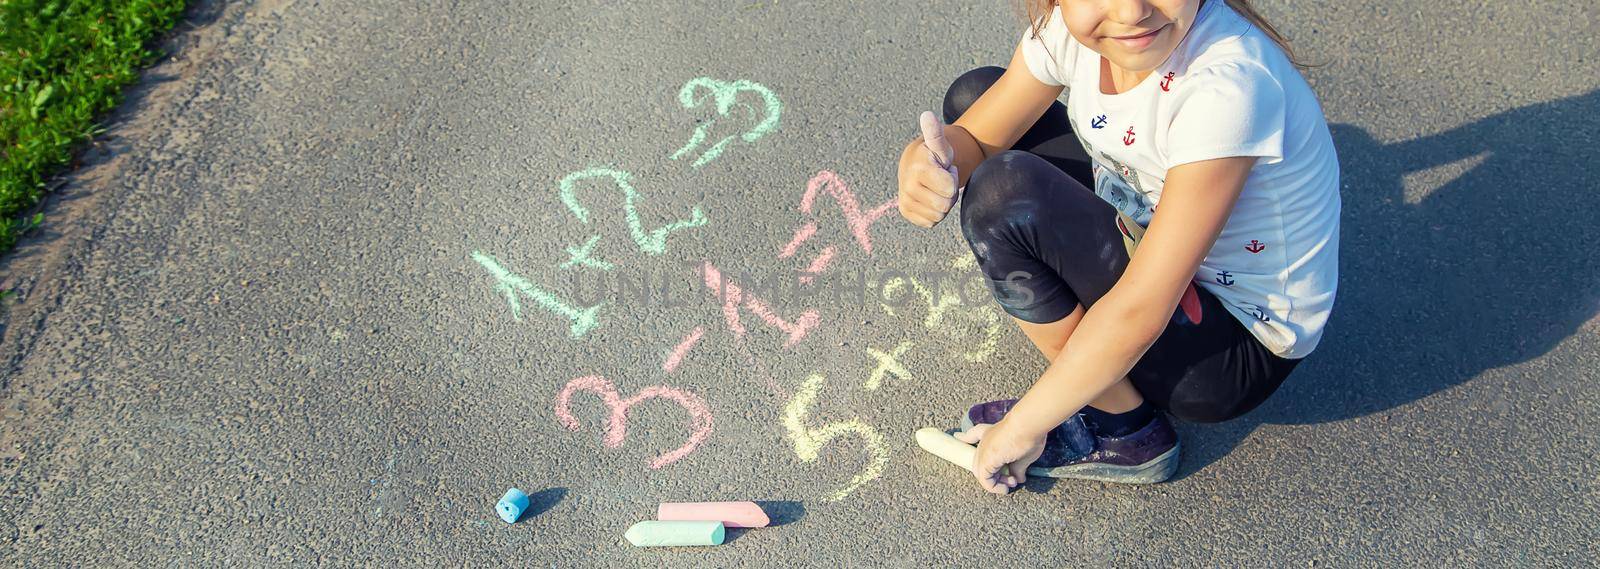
1018, 0, 1341, 359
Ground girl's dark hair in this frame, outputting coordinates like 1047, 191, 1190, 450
1021, 0, 1306, 68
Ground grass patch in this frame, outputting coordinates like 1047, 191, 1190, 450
0, 0, 187, 254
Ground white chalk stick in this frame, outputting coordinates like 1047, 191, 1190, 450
915, 427, 976, 470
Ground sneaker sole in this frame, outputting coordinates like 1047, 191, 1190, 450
959, 412, 1180, 485
1024, 444, 1180, 484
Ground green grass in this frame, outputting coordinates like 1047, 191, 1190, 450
0, 0, 187, 254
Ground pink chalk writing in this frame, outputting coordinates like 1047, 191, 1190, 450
778, 222, 838, 285
663, 326, 705, 374
555, 375, 714, 469
700, 261, 820, 348
778, 221, 819, 259
797, 247, 836, 284
796, 170, 897, 254
776, 171, 896, 284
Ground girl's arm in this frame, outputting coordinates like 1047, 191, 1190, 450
967, 155, 1257, 493
904, 44, 1065, 189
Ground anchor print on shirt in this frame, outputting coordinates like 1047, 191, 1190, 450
1122, 126, 1136, 146
1216, 270, 1234, 286
1241, 303, 1270, 323
1091, 114, 1107, 129
1160, 72, 1175, 92
1245, 239, 1266, 254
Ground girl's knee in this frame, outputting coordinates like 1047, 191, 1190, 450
960, 150, 1058, 227
944, 66, 1005, 124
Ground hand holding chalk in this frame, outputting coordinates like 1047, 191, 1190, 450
896, 111, 961, 228
955, 422, 1045, 495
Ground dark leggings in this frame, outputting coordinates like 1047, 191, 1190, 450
948, 67, 1303, 424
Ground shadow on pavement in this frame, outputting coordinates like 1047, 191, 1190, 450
1177, 88, 1600, 476
722, 501, 804, 544
756, 500, 807, 526
522, 487, 567, 521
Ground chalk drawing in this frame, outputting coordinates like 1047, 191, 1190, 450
782, 374, 889, 501
700, 261, 820, 348
796, 247, 837, 285
662, 326, 705, 374
670, 78, 781, 168
777, 171, 897, 283
472, 250, 602, 338
797, 171, 897, 254
777, 221, 818, 257
945, 255, 1003, 362
560, 234, 615, 271
555, 375, 713, 469
559, 167, 708, 256
778, 222, 837, 285
863, 341, 914, 391
880, 255, 1002, 362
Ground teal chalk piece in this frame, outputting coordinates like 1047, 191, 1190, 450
624, 520, 726, 547
496, 488, 530, 523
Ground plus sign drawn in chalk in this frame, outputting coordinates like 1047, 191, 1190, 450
557, 167, 709, 270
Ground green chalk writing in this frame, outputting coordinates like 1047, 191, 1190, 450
671, 78, 782, 168
560, 234, 615, 271
558, 168, 707, 256
472, 250, 602, 338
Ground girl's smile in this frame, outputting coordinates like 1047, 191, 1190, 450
1063, 0, 1204, 74
1105, 23, 1169, 51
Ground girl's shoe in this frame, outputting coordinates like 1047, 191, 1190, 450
962, 399, 1182, 484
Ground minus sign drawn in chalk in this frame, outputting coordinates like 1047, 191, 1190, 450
658, 501, 770, 528
915, 427, 977, 471
625, 520, 726, 547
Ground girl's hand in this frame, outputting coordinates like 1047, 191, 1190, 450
896, 111, 961, 228
954, 421, 1046, 494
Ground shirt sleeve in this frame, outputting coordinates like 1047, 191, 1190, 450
1165, 61, 1287, 166
1019, 6, 1075, 87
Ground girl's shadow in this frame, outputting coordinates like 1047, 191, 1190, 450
1178, 89, 1600, 475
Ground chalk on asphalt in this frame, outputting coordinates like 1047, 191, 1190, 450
915, 427, 976, 470
657, 501, 770, 528
625, 520, 726, 547
496, 488, 530, 523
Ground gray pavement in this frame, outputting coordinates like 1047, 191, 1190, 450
1, 0, 1597, 565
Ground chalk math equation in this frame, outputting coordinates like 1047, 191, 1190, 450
470, 76, 1001, 502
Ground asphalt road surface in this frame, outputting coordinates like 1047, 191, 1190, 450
2, 0, 1597, 565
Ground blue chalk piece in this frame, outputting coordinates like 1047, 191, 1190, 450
497, 488, 530, 523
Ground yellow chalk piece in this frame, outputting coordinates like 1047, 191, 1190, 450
915, 427, 976, 471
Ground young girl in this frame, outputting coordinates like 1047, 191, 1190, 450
895, 0, 1340, 493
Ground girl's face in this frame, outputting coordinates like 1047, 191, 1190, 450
1059, 0, 1204, 73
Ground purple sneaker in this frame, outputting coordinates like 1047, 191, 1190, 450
962, 399, 1181, 484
